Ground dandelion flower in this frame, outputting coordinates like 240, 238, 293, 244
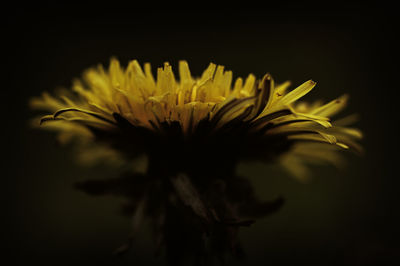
30, 58, 362, 265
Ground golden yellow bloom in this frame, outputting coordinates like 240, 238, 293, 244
31, 58, 361, 181
30, 58, 363, 263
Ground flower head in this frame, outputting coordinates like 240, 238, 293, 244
30, 59, 362, 264
31, 58, 361, 180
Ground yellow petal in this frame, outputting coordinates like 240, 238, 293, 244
278, 80, 316, 106
311, 94, 349, 117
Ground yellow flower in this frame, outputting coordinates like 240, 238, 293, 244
30, 58, 362, 180
30, 58, 363, 263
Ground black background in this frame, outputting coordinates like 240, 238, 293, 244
5, 1, 400, 265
